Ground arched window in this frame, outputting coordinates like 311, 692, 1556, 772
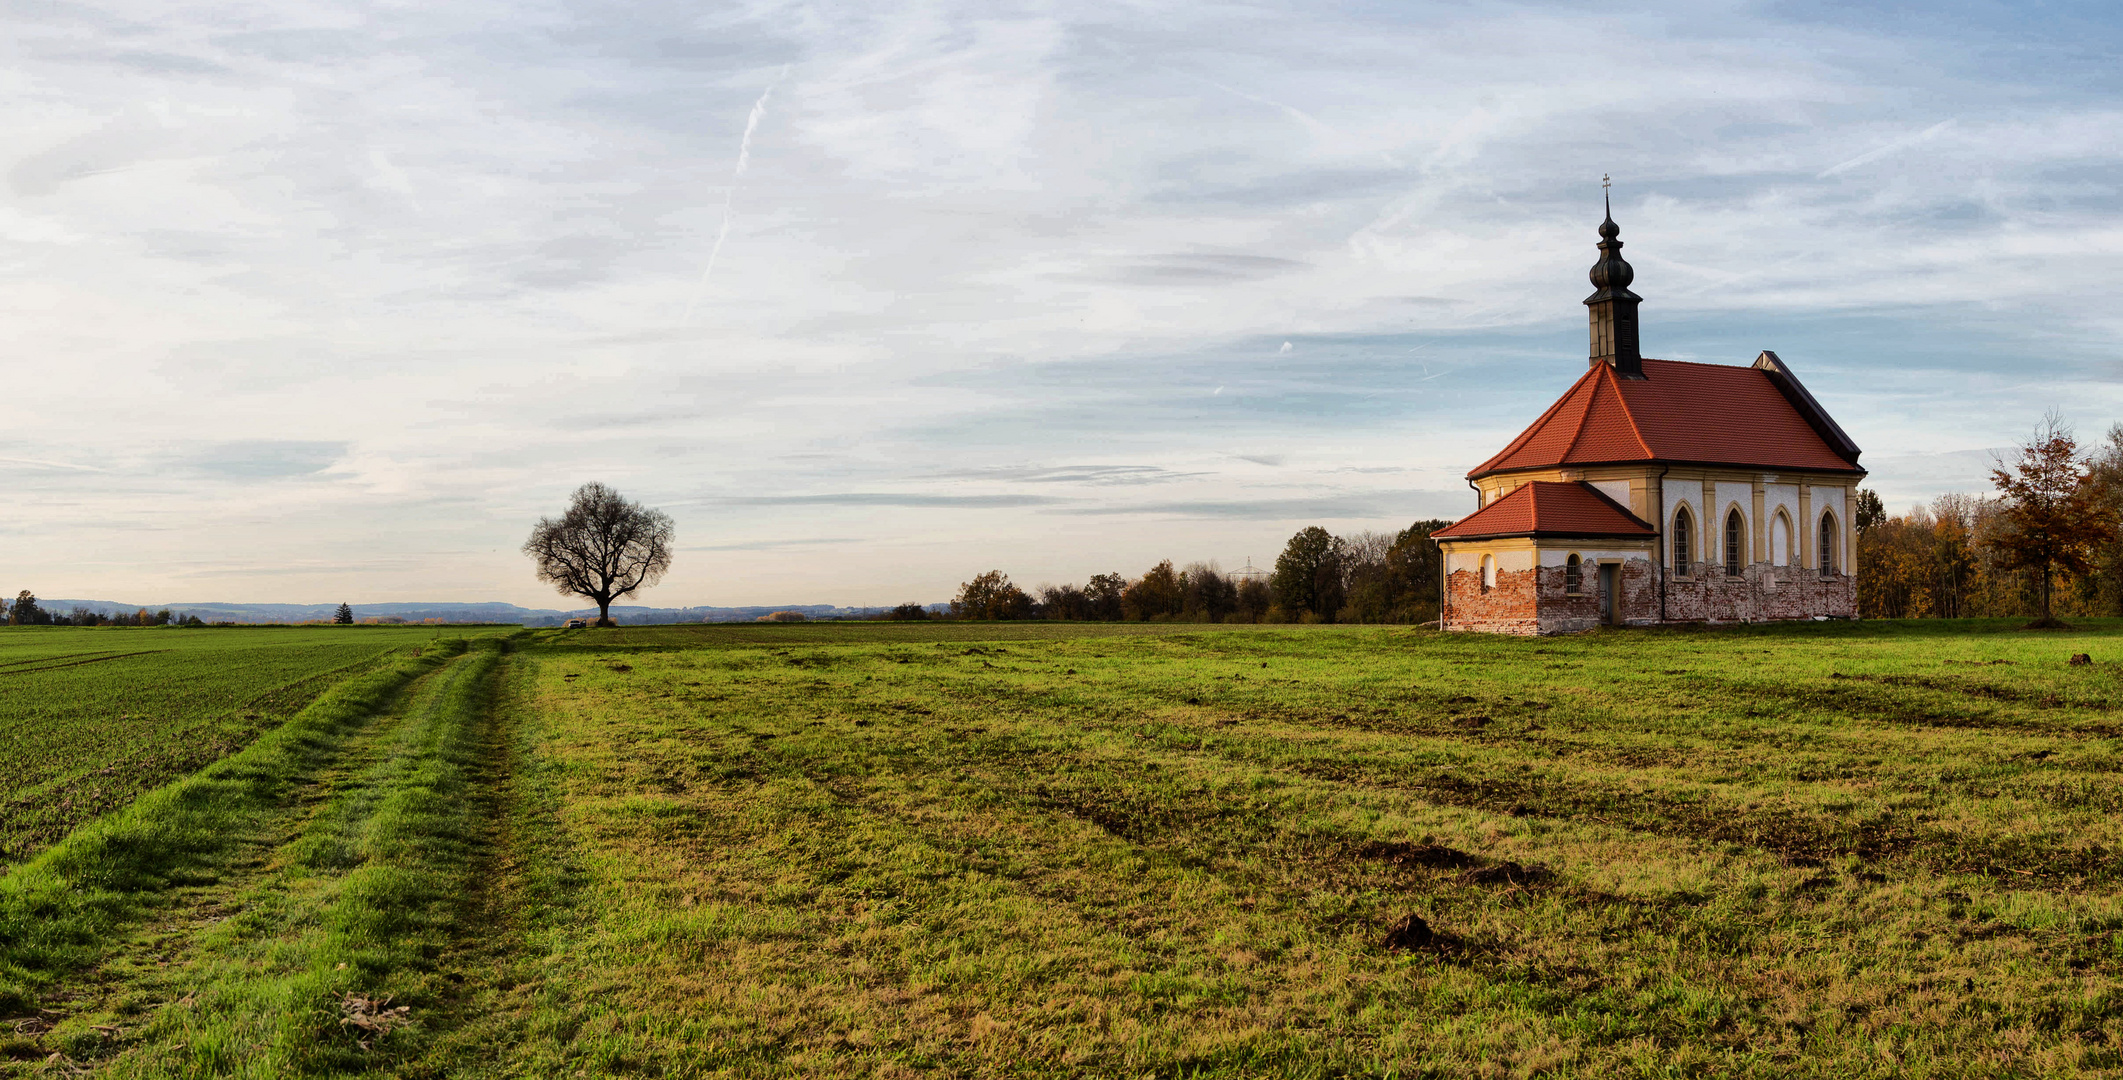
1819, 511, 1838, 577
1480, 553, 1496, 590
1724, 509, 1744, 576
1672, 508, 1692, 577
1772, 511, 1792, 566
1564, 553, 1582, 594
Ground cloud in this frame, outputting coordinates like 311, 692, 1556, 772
715, 493, 1073, 508
1058, 491, 1463, 520
927, 465, 1209, 485
1069, 252, 1312, 286
183, 442, 348, 480
1, 1, 2121, 606
683, 536, 864, 551
1818, 118, 1958, 178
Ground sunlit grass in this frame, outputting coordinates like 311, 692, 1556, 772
7, 619, 2122, 1076
431, 620, 2123, 1077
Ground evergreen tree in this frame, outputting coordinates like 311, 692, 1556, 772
334, 602, 355, 624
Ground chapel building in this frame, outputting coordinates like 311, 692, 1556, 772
1431, 204, 1864, 634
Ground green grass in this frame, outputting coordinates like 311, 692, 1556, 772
6, 619, 2123, 1076
90, 638, 512, 1077
439, 619, 2123, 1077
0, 625, 469, 865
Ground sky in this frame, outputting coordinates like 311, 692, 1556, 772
4, 0, 2123, 608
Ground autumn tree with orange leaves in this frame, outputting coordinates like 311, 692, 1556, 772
1990, 414, 2119, 626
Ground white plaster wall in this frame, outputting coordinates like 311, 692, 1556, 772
1662, 478, 1707, 532
1813, 486, 1849, 569
1713, 482, 1753, 525
1446, 548, 1535, 575
1764, 483, 1798, 532
1539, 547, 1648, 567
1661, 478, 1706, 572
1714, 481, 1753, 562
1590, 479, 1632, 509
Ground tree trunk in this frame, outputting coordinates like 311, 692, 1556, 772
597, 597, 613, 627
2042, 562, 2053, 621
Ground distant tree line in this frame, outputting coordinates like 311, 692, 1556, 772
906, 519, 1451, 623
2, 591, 201, 627
1860, 416, 2120, 623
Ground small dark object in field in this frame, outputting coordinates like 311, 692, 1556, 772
2071, 653, 2093, 666
1184, 696, 1200, 704
1456, 715, 1489, 730
610, 664, 632, 673
1260, 662, 1267, 668
1662, 669, 1688, 675
338, 992, 413, 1051
852, 719, 869, 726
1378, 912, 1432, 951
1448, 695, 1477, 704
1460, 861, 1553, 886
1356, 840, 1478, 870
1066, 668, 1076, 675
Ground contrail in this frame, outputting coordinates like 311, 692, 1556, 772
682, 68, 786, 328
1818, 118, 1955, 179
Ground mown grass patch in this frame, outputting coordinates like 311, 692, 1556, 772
83, 638, 512, 1078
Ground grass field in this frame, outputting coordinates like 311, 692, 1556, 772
4, 620, 2123, 1076
0, 626, 480, 867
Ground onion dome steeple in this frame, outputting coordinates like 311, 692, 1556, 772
1585, 177, 1644, 378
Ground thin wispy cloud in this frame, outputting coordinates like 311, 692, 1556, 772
682, 66, 787, 328
1818, 118, 1959, 178
717, 493, 1073, 508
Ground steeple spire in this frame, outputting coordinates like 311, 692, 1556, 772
1585, 176, 1644, 378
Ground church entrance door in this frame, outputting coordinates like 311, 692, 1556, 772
1599, 564, 1618, 625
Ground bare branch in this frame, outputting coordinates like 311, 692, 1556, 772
522, 482, 676, 625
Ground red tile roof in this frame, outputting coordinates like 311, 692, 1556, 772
1470, 358, 1863, 478
1430, 481, 1656, 540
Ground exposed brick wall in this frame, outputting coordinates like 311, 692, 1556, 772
1445, 546, 1854, 635
1538, 564, 1603, 634
1536, 557, 1661, 633
1444, 566, 1540, 635
1663, 565, 1855, 623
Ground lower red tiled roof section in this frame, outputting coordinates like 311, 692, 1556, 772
1430, 481, 1656, 540
1471, 358, 1860, 477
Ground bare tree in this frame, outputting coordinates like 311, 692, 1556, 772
523, 483, 675, 626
